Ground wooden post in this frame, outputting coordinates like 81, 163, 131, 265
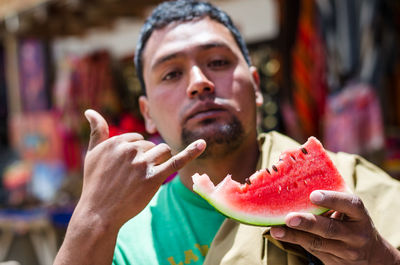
4, 31, 22, 115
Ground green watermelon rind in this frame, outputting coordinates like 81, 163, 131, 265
194, 185, 330, 227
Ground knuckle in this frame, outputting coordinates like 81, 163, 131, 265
324, 218, 338, 238
116, 143, 134, 158
158, 143, 171, 153
346, 249, 363, 261
309, 236, 323, 251
146, 140, 156, 148
355, 232, 370, 246
108, 135, 120, 146
131, 132, 144, 140
187, 146, 197, 158
141, 140, 156, 152
114, 142, 126, 153
350, 195, 364, 209
90, 129, 98, 138
131, 159, 148, 172
172, 157, 183, 171
146, 167, 156, 179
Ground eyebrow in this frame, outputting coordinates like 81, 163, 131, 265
150, 41, 232, 71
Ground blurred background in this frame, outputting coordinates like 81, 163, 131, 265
0, 0, 399, 264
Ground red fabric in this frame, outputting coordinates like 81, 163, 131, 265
291, 0, 327, 140
108, 114, 146, 137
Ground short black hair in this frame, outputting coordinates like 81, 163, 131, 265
134, 0, 252, 94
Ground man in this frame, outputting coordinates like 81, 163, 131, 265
54, 1, 400, 264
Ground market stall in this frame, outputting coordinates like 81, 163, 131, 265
0, 0, 399, 264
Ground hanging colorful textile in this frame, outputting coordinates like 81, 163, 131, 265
18, 39, 49, 112
323, 83, 384, 154
291, 0, 327, 140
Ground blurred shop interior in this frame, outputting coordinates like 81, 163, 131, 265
0, 0, 400, 264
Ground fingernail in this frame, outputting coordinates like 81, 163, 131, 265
84, 111, 91, 122
84, 110, 94, 127
310, 191, 324, 203
195, 140, 206, 150
289, 216, 301, 227
271, 227, 285, 238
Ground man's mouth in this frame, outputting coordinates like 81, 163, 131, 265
187, 108, 225, 122
184, 102, 227, 124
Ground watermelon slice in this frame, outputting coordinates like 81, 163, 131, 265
192, 136, 349, 226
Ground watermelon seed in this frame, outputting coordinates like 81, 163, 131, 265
304, 180, 308, 185
301, 148, 308, 154
266, 168, 271, 174
286, 186, 290, 191
272, 165, 278, 172
245, 178, 251, 185
278, 185, 282, 193
290, 155, 296, 161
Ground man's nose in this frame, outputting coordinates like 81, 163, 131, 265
186, 66, 215, 98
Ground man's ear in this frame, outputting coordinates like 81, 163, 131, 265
250, 66, 264, 107
139, 95, 158, 134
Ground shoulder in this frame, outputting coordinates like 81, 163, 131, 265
258, 131, 300, 150
257, 131, 301, 168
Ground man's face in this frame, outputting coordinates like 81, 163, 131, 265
139, 17, 263, 158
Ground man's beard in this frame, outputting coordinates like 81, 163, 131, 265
181, 115, 244, 159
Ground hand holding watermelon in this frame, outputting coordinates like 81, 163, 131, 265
270, 190, 400, 264
192, 136, 400, 264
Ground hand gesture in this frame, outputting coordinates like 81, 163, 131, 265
77, 109, 206, 228
270, 190, 400, 264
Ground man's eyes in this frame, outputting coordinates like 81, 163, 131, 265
162, 70, 182, 81
207, 59, 230, 68
160, 59, 230, 81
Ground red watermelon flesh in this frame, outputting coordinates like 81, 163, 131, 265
192, 136, 349, 226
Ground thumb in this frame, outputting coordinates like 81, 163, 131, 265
84, 109, 109, 151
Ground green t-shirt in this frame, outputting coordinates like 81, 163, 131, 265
113, 176, 226, 265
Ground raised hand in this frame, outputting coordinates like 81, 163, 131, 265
270, 190, 400, 264
79, 109, 206, 227
54, 110, 206, 265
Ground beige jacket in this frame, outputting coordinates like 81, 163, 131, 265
204, 131, 400, 265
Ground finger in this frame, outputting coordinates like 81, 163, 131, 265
284, 212, 348, 241
309, 249, 346, 264
126, 140, 156, 155
320, 210, 347, 222
309, 245, 362, 263
113, 132, 144, 143
330, 211, 345, 221
85, 109, 109, 151
310, 190, 366, 220
141, 143, 172, 165
152, 139, 206, 179
321, 210, 346, 221
270, 226, 353, 260
321, 210, 335, 218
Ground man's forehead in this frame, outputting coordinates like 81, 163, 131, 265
149, 16, 219, 42
142, 17, 237, 67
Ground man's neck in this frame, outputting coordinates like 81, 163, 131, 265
178, 137, 260, 191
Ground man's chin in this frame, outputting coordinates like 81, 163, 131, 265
181, 117, 244, 159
